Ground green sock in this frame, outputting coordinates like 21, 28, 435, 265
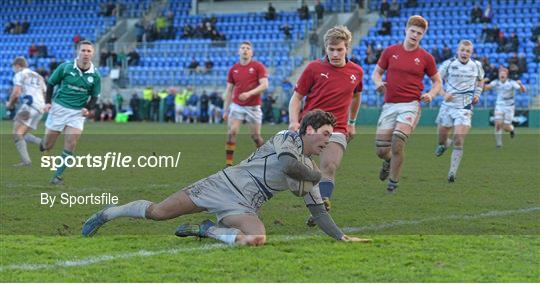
54, 149, 73, 178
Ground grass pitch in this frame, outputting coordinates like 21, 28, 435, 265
1, 121, 539, 282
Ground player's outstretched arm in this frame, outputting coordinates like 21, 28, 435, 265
288, 92, 303, 131
306, 204, 371, 242
278, 154, 321, 183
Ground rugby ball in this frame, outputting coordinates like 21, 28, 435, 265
287, 156, 315, 197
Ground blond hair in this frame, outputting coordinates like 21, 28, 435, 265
458, 39, 474, 48
406, 15, 428, 31
12, 56, 28, 68
324, 25, 352, 49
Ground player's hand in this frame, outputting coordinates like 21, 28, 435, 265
288, 122, 300, 131
472, 95, 480, 105
238, 92, 250, 101
443, 93, 453, 102
81, 108, 90, 117
375, 82, 386, 94
516, 80, 522, 85
421, 93, 433, 103
222, 111, 229, 121
341, 235, 372, 243
43, 103, 52, 113
346, 125, 356, 142
5, 101, 12, 109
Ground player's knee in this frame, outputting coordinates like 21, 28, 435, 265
391, 130, 408, 154
238, 234, 266, 246
375, 140, 391, 158
321, 162, 338, 177
145, 204, 166, 221
12, 133, 24, 142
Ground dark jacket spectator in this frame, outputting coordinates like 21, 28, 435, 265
37, 43, 48, 58
389, 0, 400, 17
204, 59, 214, 73
188, 58, 199, 74
49, 57, 59, 73
442, 45, 452, 60
380, 0, 390, 16
431, 47, 443, 63
378, 17, 391, 35
266, 2, 277, 20
315, 0, 324, 20
532, 23, 540, 42
517, 53, 527, 75
129, 93, 141, 121
281, 23, 293, 40
507, 32, 519, 53
405, 0, 417, 8
298, 3, 309, 20
481, 3, 492, 23
365, 44, 378, 64
470, 4, 482, 23
127, 49, 140, 66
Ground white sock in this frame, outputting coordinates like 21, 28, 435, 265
24, 134, 42, 145
102, 200, 152, 221
206, 226, 240, 245
15, 139, 31, 164
495, 129, 503, 147
449, 147, 463, 175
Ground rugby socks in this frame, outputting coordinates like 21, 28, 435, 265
54, 149, 73, 178
449, 146, 463, 175
15, 138, 31, 164
318, 180, 335, 200
495, 129, 503, 147
24, 133, 42, 145
102, 200, 152, 221
206, 226, 241, 245
225, 142, 236, 166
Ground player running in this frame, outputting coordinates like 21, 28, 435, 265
288, 25, 363, 225
434, 40, 485, 182
82, 110, 370, 246
40, 40, 101, 184
223, 41, 268, 167
5, 57, 46, 166
483, 66, 526, 148
372, 15, 441, 192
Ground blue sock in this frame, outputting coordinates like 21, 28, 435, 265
319, 180, 334, 200
54, 149, 73, 178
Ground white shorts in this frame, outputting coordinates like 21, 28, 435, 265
494, 105, 514, 125
330, 132, 348, 150
45, 103, 85, 131
14, 104, 43, 130
377, 101, 421, 130
175, 104, 185, 113
184, 173, 258, 223
435, 105, 472, 127
228, 103, 262, 124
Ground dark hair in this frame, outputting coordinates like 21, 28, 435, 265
299, 109, 337, 135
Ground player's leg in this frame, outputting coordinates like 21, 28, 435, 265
375, 103, 397, 181
50, 126, 81, 184
502, 107, 515, 138
41, 128, 61, 151
219, 214, 267, 246
247, 106, 264, 147
82, 190, 204, 237
435, 107, 453, 157
12, 119, 32, 166
226, 118, 242, 166
494, 118, 504, 147
448, 124, 470, 182
387, 122, 414, 192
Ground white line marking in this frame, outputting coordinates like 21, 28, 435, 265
1, 207, 538, 272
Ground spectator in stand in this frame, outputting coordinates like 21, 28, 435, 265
534, 42, 540, 62
188, 58, 200, 74
531, 23, 540, 42
21, 21, 29, 33
480, 3, 492, 23
298, 2, 309, 20
99, 99, 114, 122
517, 53, 527, 75
309, 29, 319, 59
73, 34, 82, 46
149, 93, 160, 122
470, 4, 482, 23
350, 54, 361, 65
186, 92, 199, 123
507, 32, 519, 53
365, 44, 378, 64
405, 0, 417, 8
496, 31, 507, 53
165, 11, 175, 39
37, 42, 48, 58
266, 2, 277, 21
204, 58, 214, 74
4, 21, 15, 34
209, 90, 223, 124
182, 24, 193, 38
262, 93, 276, 124
49, 57, 59, 74
129, 93, 141, 121
315, 0, 325, 23
135, 21, 145, 42
507, 53, 520, 80
127, 49, 140, 66
378, 17, 391, 35
374, 43, 384, 61
281, 23, 293, 40
199, 90, 210, 123
164, 89, 176, 123
442, 44, 452, 60
28, 43, 38, 58
431, 47, 443, 64
99, 48, 110, 67
380, 0, 390, 16
389, 0, 400, 17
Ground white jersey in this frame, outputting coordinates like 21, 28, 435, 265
219, 130, 323, 209
488, 79, 521, 107
439, 57, 484, 109
12, 68, 46, 111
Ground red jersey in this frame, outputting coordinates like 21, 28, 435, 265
294, 58, 363, 134
377, 44, 437, 103
227, 60, 268, 106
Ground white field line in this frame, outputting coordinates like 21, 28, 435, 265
1, 206, 539, 272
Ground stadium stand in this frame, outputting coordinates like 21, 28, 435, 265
356, 0, 539, 107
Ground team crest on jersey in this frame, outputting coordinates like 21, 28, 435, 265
392, 54, 399, 60
87, 76, 94, 83
70, 72, 76, 76
233, 70, 239, 73
249, 67, 255, 74
350, 74, 357, 84
414, 58, 420, 65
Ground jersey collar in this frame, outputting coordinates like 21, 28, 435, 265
73, 59, 95, 74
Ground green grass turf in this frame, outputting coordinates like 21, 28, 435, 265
1, 121, 539, 282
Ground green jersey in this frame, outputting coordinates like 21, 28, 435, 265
48, 60, 101, 110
